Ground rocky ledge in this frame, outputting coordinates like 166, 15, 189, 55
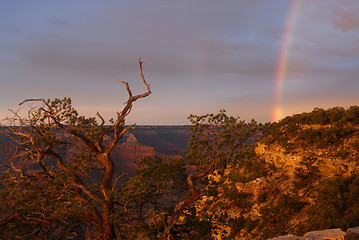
270, 226, 359, 240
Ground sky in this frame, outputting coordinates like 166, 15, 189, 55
0, 0, 358, 125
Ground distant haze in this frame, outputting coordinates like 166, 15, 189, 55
1, 1, 358, 125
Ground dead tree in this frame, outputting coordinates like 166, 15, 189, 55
1, 57, 151, 240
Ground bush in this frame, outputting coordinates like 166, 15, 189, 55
301, 174, 359, 233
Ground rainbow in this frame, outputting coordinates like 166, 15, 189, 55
272, 0, 302, 122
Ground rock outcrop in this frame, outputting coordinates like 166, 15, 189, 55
111, 133, 182, 174
269, 227, 357, 240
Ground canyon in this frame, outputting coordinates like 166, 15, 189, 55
0, 125, 190, 174
111, 126, 190, 173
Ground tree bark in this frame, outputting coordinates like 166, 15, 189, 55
101, 203, 115, 240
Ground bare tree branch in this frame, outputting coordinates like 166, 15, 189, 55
96, 112, 105, 127
19, 99, 47, 106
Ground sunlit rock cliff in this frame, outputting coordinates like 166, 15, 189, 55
192, 107, 359, 239
239, 107, 359, 239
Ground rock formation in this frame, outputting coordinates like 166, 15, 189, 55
111, 133, 182, 174
270, 227, 359, 240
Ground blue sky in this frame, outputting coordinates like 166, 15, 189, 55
1, 0, 358, 125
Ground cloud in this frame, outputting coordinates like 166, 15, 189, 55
1, 1, 358, 124
331, 6, 359, 32
49, 17, 70, 29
